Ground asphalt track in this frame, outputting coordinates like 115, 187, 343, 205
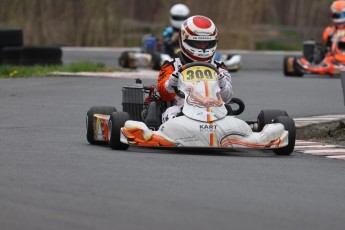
0, 49, 345, 230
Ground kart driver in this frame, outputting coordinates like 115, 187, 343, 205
157, 15, 233, 123
323, 0, 345, 47
162, 3, 190, 57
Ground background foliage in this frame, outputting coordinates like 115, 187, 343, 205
0, 0, 334, 50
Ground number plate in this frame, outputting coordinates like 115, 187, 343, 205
181, 66, 217, 82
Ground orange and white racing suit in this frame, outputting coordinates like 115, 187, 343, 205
323, 25, 345, 46
157, 52, 233, 122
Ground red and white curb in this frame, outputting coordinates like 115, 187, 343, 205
294, 140, 345, 160
294, 114, 345, 161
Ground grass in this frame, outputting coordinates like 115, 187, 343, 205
255, 41, 302, 51
0, 61, 121, 78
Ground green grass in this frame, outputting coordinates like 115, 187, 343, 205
255, 41, 302, 51
0, 61, 121, 78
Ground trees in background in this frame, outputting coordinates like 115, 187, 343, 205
0, 0, 333, 49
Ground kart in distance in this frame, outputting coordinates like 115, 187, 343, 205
119, 35, 241, 72
283, 30, 345, 77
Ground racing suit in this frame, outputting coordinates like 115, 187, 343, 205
157, 51, 233, 122
323, 25, 345, 47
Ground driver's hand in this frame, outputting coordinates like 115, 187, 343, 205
218, 71, 230, 89
167, 71, 179, 92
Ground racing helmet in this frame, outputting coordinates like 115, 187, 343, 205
170, 4, 190, 29
179, 15, 218, 62
331, 0, 345, 26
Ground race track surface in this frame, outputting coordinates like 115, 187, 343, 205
1, 52, 345, 230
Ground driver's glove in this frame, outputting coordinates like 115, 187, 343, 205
218, 71, 230, 89
166, 71, 179, 93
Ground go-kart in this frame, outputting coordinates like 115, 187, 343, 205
283, 31, 345, 77
118, 35, 241, 72
86, 62, 295, 155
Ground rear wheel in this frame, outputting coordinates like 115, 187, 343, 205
273, 116, 296, 156
119, 51, 130, 68
109, 112, 130, 150
86, 106, 117, 145
150, 52, 162, 70
257, 110, 289, 132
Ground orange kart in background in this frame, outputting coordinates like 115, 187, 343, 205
283, 31, 345, 77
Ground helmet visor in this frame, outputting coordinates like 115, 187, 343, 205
185, 40, 217, 49
332, 12, 345, 19
171, 15, 188, 21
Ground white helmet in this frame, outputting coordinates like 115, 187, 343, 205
331, 0, 345, 26
179, 15, 218, 62
170, 4, 190, 29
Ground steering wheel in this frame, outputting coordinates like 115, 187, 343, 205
227, 97, 245, 116
172, 62, 220, 98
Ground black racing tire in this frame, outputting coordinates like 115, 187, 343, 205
302, 40, 316, 62
150, 52, 162, 70
86, 106, 117, 145
108, 111, 130, 150
20, 46, 62, 66
313, 43, 327, 64
283, 56, 304, 77
226, 54, 233, 60
119, 51, 130, 68
2, 47, 22, 65
0, 29, 24, 48
257, 110, 289, 132
273, 116, 296, 156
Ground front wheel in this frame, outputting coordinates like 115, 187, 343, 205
86, 106, 117, 145
283, 56, 304, 77
109, 112, 130, 150
273, 116, 296, 156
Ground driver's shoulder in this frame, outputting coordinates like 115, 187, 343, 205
161, 57, 183, 71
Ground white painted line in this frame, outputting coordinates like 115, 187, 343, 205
295, 140, 319, 143
310, 115, 345, 118
303, 149, 345, 154
294, 117, 338, 121
295, 141, 326, 146
326, 155, 345, 159
295, 145, 337, 149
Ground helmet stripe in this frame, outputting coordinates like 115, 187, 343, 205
185, 25, 197, 36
